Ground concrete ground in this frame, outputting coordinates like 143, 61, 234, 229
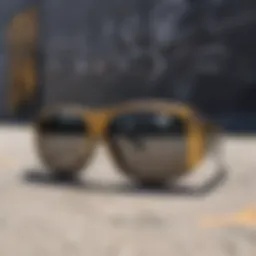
0, 125, 255, 256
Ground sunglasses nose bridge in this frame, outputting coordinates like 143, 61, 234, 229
85, 111, 110, 137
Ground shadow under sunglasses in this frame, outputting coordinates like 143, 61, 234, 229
22, 166, 228, 197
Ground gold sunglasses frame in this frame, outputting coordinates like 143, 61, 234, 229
34, 99, 222, 184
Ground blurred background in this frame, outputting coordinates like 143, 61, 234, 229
1, 0, 256, 131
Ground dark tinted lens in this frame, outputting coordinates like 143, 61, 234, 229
37, 113, 87, 135
108, 113, 187, 181
36, 112, 89, 171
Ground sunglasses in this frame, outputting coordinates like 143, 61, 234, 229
34, 99, 223, 186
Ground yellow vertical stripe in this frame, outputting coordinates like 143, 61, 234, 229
6, 6, 38, 113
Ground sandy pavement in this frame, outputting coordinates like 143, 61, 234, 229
0, 125, 255, 256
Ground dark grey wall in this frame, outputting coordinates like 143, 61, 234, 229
42, 0, 256, 117
1, 0, 256, 119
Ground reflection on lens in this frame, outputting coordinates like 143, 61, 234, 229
38, 113, 87, 134
108, 112, 187, 183
36, 111, 89, 173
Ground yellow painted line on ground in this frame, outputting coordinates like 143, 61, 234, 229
200, 206, 256, 228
